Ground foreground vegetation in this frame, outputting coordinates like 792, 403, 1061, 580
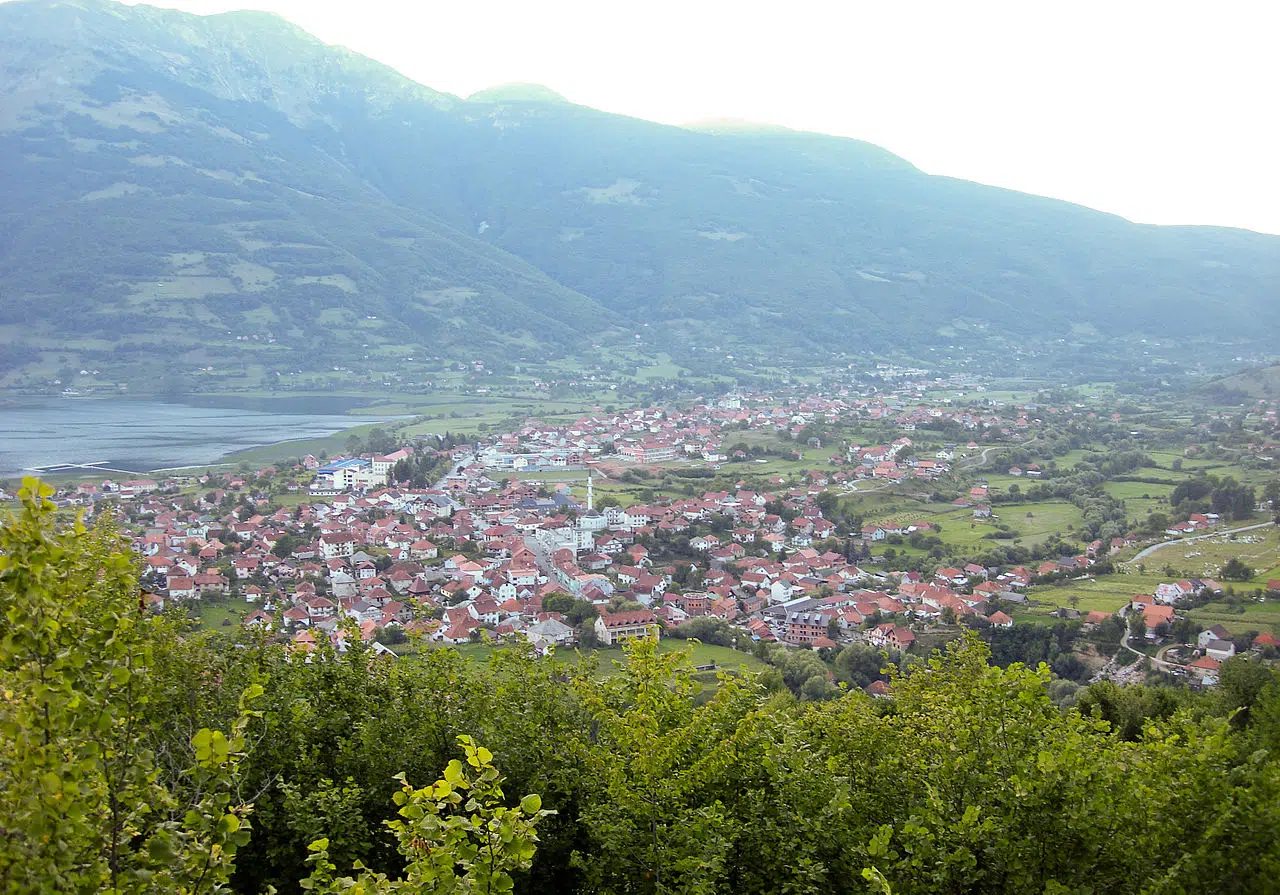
2, 482, 1279, 893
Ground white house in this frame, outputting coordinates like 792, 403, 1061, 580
1204, 639, 1236, 662
1198, 625, 1232, 648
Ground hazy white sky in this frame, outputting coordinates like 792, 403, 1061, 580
115, 0, 1280, 234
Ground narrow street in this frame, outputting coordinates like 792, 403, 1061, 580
523, 535, 561, 584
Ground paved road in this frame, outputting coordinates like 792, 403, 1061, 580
1120, 633, 1179, 670
432, 456, 472, 491
524, 535, 558, 581
842, 480, 894, 495
428, 455, 473, 511
1127, 520, 1275, 563
958, 445, 997, 471
958, 436, 1044, 473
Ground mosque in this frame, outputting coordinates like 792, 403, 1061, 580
576, 472, 607, 549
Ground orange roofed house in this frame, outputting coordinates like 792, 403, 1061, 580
1137, 603, 1175, 639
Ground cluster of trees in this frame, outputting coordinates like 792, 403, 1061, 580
344, 426, 400, 458
1264, 480, 1280, 513
540, 592, 600, 628
3, 481, 1280, 893
1080, 448, 1153, 479
1222, 557, 1257, 582
979, 621, 1120, 685
724, 441, 801, 462
389, 449, 459, 490
1171, 476, 1257, 521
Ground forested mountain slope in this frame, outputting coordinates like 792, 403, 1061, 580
2, 0, 1278, 386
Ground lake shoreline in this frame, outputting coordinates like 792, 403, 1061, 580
171, 412, 412, 473
0, 396, 401, 479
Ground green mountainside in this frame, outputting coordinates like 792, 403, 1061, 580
1200, 363, 1280, 402
1, 0, 1278, 390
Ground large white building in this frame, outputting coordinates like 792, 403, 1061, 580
319, 532, 357, 559
372, 449, 411, 481
314, 458, 388, 491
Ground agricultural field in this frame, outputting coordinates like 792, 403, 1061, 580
1122, 498, 1168, 523
1056, 450, 1092, 470
998, 501, 1087, 546
270, 492, 319, 508
719, 432, 844, 476
1021, 571, 1173, 618
1006, 610, 1070, 627
1187, 601, 1280, 635
836, 488, 921, 521
630, 354, 687, 381
864, 499, 1088, 556
1102, 480, 1174, 500
573, 466, 733, 507
1146, 450, 1221, 471
877, 506, 993, 552
1140, 451, 1270, 486
976, 473, 1027, 493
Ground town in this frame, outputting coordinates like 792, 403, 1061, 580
34, 381, 1280, 694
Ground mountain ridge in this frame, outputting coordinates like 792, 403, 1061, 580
1, 0, 1277, 391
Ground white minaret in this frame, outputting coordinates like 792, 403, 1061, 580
578, 471, 606, 547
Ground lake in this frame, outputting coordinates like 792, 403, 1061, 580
0, 397, 386, 477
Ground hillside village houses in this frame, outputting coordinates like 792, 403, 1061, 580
38, 385, 1269, 685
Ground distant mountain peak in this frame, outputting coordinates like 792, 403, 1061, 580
467, 83, 571, 104
199, 7, 313, 36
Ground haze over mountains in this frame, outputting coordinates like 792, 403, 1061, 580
1, 0, 1278, 389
